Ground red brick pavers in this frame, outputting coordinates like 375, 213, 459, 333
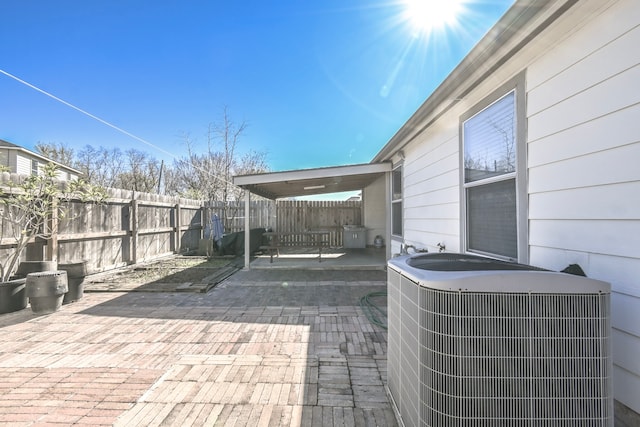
0, 269, 396, 426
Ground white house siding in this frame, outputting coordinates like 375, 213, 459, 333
15, 153, 32, 175
401, 118, 460, 254
526, 0, 640, 414
363, 174, 386, 246
395, 0, 640, 415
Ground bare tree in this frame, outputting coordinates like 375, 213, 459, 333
33, 109, 267, 202
75, 145, 125, 188
115, 149, 162, 192
169, 106, 269, 224
35, 142, 76, 168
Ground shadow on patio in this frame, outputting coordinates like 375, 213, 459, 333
0, 265, 396, 426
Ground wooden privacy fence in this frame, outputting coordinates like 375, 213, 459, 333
1, 177, 362, 274
206, 200, 362, 247
0, 184, 205, 274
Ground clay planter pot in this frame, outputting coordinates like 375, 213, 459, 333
15, 261, 58, 279
59, 261, 88, 304
25, 271, 68, 315
0, 278, 28, 314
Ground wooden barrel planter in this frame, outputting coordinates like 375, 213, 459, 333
59, 261, 88, 304
25, 271, 68, 315
0, 278, 28, 314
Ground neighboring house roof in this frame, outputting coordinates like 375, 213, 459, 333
233, 162, 391, 199
0, 139, 83, 175
372, 0, 579, 162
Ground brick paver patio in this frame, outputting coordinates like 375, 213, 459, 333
0, 269, 396, 426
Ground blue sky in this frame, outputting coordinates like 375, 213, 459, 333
0, 1, 514, 173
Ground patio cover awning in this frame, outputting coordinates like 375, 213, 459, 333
233, 162, 391, 200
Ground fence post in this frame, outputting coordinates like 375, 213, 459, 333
175, 203, 181, 254
45, 197, 59, 262
201, 205, 207, 240
131, 199, 139, 264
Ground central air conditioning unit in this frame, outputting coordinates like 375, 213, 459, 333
387, 253, 612, 427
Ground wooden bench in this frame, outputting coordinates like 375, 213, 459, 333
260, 231, 330, 263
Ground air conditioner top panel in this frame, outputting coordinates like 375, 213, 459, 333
388, 253, 611, 294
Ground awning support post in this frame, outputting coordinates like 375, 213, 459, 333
244, 190, 251, 270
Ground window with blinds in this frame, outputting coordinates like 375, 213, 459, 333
392, 166, 403, 237
462, 90, 518, 260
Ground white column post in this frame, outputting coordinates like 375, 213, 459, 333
244, 190, 251, 270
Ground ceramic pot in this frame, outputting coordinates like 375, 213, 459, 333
0, 278, 28, 314
15, 261, 58, 278
26, 271, 68, 315
59, 261, 88, 304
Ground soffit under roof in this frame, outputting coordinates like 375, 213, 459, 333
233, 162, 391, 200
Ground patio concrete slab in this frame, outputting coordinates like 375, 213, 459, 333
0, 268, 396, 426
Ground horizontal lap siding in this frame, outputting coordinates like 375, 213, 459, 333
15, 155, 30, 175
526, 0, 640, 412
403, 123, 460, 253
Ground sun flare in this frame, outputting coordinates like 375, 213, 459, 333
403, 0, 465, 34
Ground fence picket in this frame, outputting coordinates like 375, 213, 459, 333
2, 179, 362, 273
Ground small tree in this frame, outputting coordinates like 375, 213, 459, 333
0, 163, 106, 283
169, 106, 269, 225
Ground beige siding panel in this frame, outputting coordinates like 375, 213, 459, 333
528, 64, 640, 142
528, 103, 640, 169
529, 181, 640, 220
527, 2, 640, 111
529, 219, 640, 259
528, 142, 640, 193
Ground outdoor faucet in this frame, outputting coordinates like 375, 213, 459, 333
402, 244, 416, 254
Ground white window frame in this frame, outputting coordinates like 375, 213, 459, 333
391, 164, 403, 238
460, 72, 527, 263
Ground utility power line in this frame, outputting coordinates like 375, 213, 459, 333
0, 68, 235, 187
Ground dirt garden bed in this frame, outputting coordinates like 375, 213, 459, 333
83, 256, 238, 293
